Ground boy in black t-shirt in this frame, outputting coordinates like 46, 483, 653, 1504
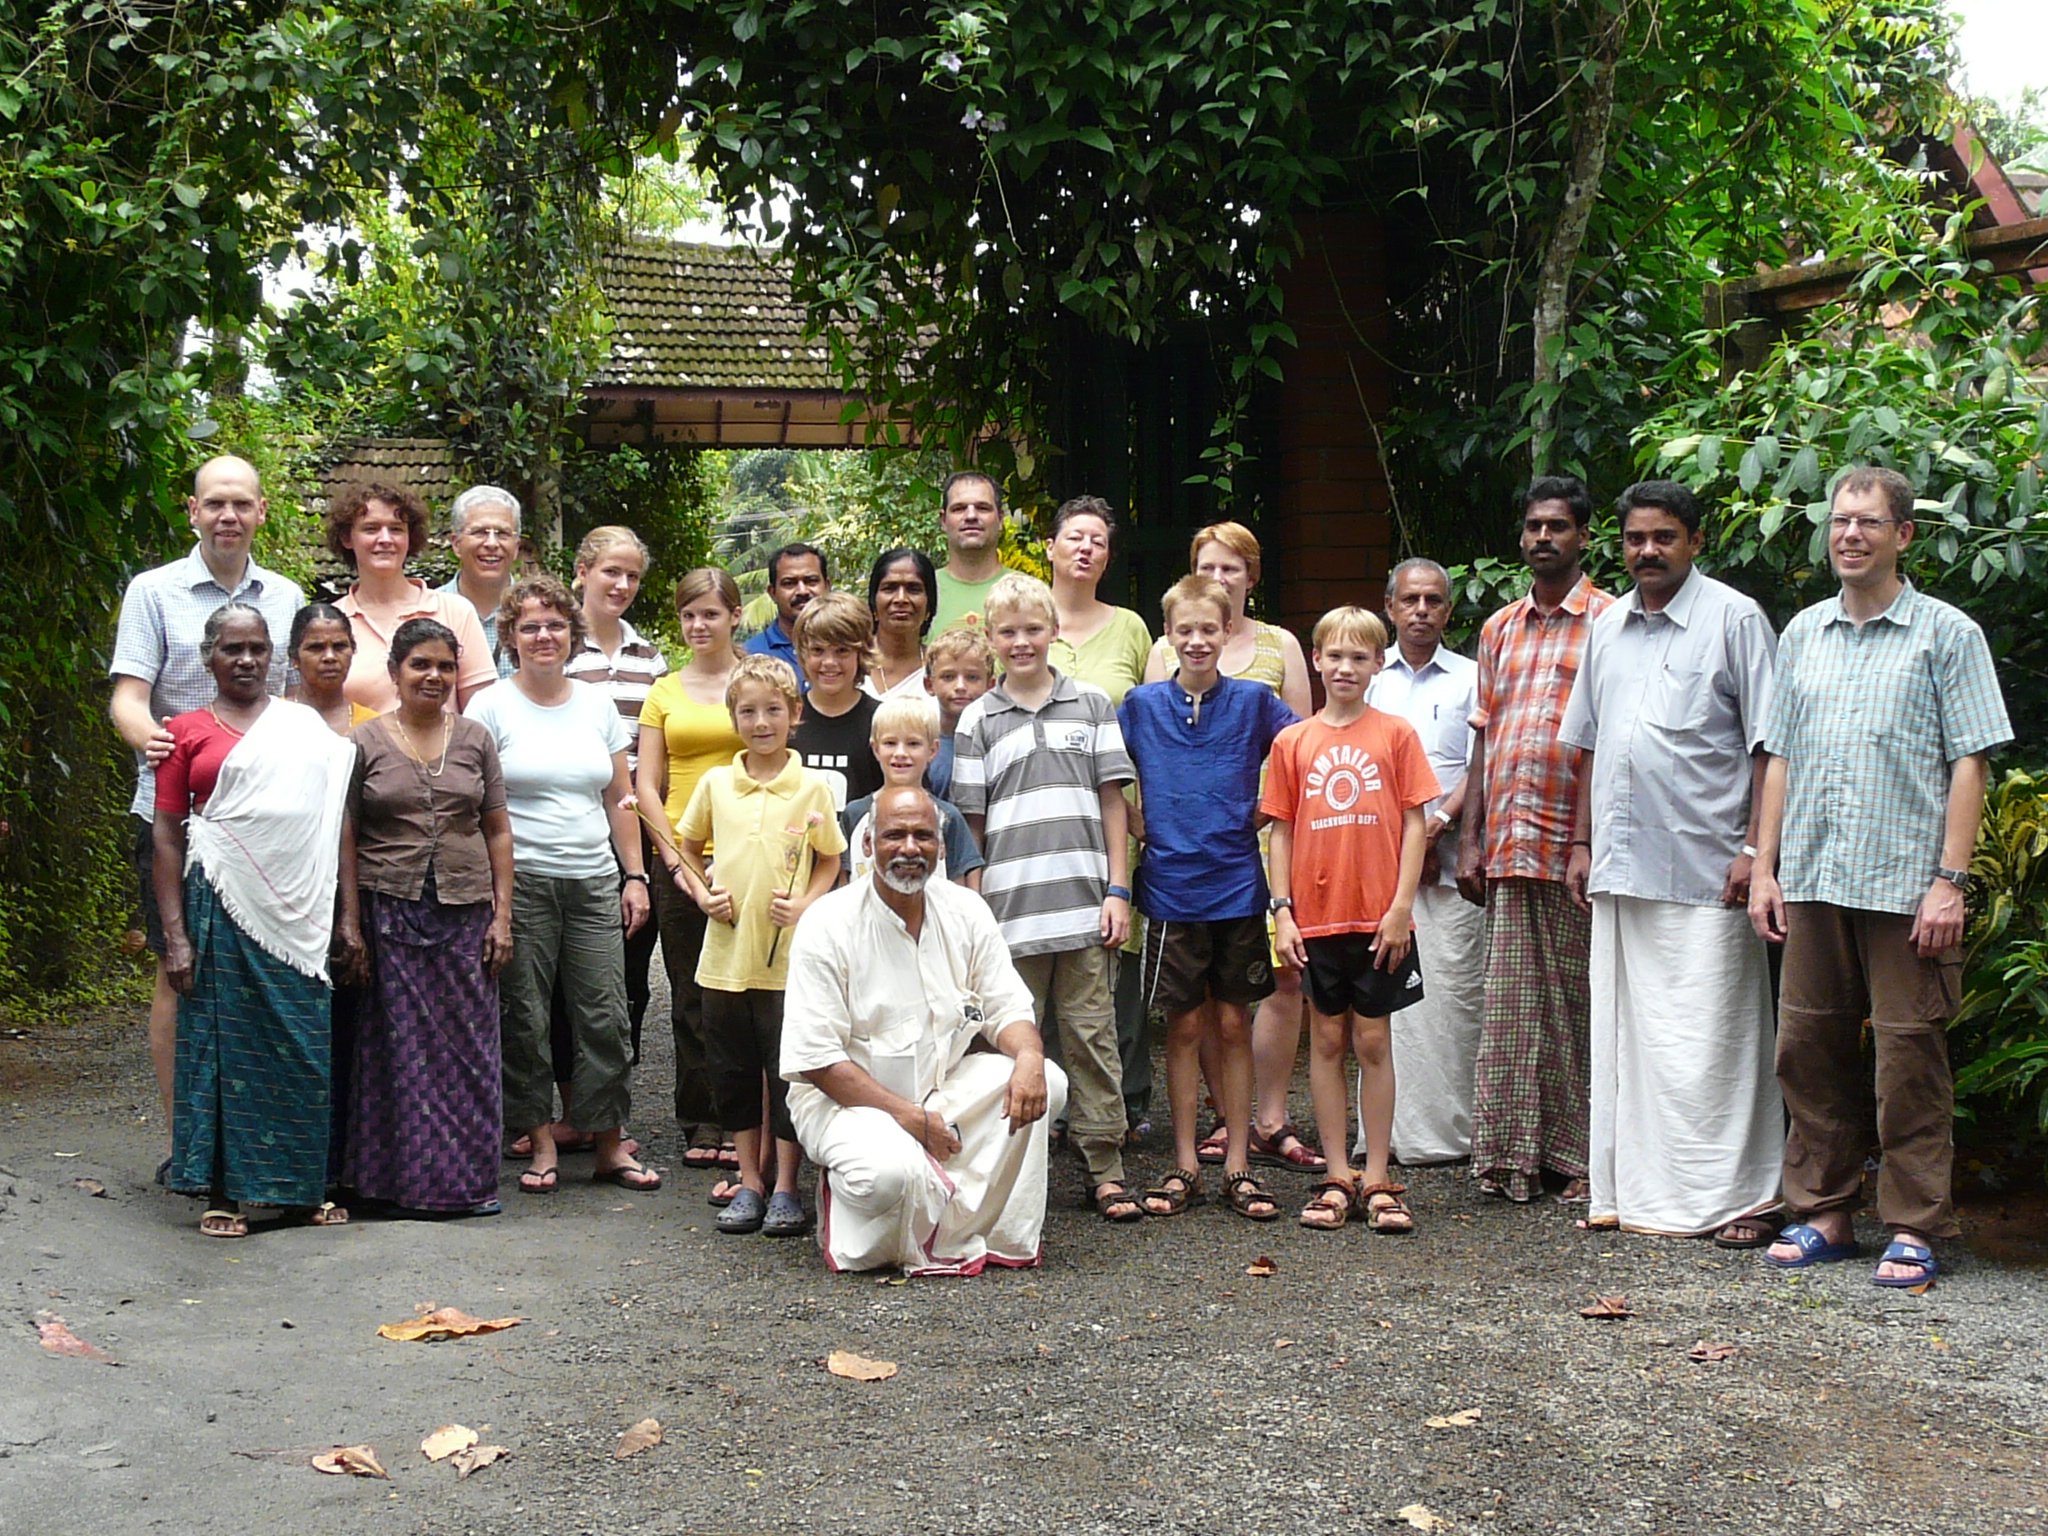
789, 591, 882, 807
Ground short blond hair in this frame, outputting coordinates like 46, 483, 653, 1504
1188, 520, 1262, 585
1161, 574, 1232, 628
982, 571, 1056, 626
870, 694, 941, 742
793, 589, 874, 662
725, 652, 802, 714
924, 626, 994, 673
1310, 606, 1388, 655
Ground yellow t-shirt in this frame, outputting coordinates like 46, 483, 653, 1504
679, 752, 848, 992
638, 672, 745, 831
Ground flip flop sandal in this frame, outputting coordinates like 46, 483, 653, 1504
715, 1141, 741, 1171
717, 1188, 766, 1234
304, 1201, 349, 1227
1299, 1176, 1361, 1230
518, 1166, 560, 1195
1871, 1237, 1938, 1289
1361, 1181, 1416, 1235
1713, 1217, 1778, 1250
593, 1163, 662, 1192
761, 1191, 812, 1236
1250, 1122, 1328, 1172
1224, 1170, 1281, 1222
199, 1208, 248, 1239
1761, 1221, 1860, 1269
1195, 1122, 1230, 1165
505, 1135, 535, 1160
707, 1177, 742, 1208
1142, 1168, 1202, 1217
681, 1141, 724, 1171
1091, 1180, 1145, 1223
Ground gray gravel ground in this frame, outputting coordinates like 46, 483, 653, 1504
4, 981, 2046, 1536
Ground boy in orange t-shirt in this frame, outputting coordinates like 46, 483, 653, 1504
1260, 607, 1439, 1235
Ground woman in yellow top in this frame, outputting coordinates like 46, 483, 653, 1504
635, 567, 747, 1184
1141, 520, 1321, 1173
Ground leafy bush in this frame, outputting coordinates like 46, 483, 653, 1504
1956, 769, 2048, 1144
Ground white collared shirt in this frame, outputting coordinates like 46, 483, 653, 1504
1366, 644, 1477, 886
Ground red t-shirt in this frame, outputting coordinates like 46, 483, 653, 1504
1259, 708, 1439, 938
154, 709, 246, 817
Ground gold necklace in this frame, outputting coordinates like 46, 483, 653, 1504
394, 711, 450, 777
207, 698, 262, 734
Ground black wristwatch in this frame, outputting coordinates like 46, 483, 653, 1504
1268, 896, 1293, 914
622, 872, 652, 887
1936, 866, 1973, 893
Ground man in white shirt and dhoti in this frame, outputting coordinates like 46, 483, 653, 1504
1559, 480, 1784, 1245
1355, 558, 1486, 1165
782, 787, 1066, 1274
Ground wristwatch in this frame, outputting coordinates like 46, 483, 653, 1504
1937, 866, 1973, 893
1430, 808, 1453, 828
1268, 896, 1293, 914
622, 872, 652, 887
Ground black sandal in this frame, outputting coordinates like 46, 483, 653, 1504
1225, 1170, 1281, 1222
1143, 1168, 1202, 1217
1091, 1180, 1144, 1223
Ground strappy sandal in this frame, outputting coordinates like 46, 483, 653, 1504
1299, 1175, 1362, 1230
200, 1208, 247, 1239
1225, 1170, 1281, 1222
1143, 1168, 1202, 1217
1361, 1181, 1416, 1235
1091, 1180, 1145, 1223
1195, 1121, 1229, 1165
1251, 1122, 1327, 1173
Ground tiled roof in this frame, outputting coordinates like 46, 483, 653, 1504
593, 239, 844, 391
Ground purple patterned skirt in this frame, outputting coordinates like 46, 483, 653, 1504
343, 884, 502, 1211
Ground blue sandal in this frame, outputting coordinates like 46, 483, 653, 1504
716, 1187, 766, 1234
761, 1191, 811, 1236
1761, 1222, 1860, 1269
1871, 1237, 1938, 1289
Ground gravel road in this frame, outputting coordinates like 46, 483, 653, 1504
4, 985, 2045, 1536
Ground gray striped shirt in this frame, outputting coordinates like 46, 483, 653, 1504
952, 671, 1134, 957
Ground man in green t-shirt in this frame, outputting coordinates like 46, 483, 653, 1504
931, 470, 1005, 635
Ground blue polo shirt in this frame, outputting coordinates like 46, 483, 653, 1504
743, 617, 807, 692
1118, 675, 1297, 922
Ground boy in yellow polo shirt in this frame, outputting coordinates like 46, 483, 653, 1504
677, 655, 846, 1235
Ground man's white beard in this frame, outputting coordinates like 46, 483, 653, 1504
879, 858, 932, 895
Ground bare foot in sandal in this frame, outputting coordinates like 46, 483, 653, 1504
1299, 1175, 1360, 1229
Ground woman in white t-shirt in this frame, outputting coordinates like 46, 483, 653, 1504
466, 575, 659, 1197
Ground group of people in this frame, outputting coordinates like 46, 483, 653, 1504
110, 454, 2005, 1290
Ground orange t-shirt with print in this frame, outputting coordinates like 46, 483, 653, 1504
1258, 708, 1440, 939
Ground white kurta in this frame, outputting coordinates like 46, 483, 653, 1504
1587, 895, 1782, 1235
1357, 883, 1487, 1163
783, 877, 1065, 1275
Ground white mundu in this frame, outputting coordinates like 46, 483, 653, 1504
782, 876, 1067, 1275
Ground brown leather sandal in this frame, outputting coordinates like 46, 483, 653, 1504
1251, 1122, 1328, 1172
1225, 1170, 1281, 1222
1299, 1175, 1362, 1230
1143, 1168, 1202, 1217
1361, 1181, 1415, 1235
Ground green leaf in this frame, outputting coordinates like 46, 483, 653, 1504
171, 182, 204, 209
1737, 445, 1763, 492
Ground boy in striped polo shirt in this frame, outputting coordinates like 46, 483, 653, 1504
953, 573, 1141, 1224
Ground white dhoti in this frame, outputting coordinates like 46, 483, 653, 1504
795, 1055, 1069, 1276
1587, 895, 1782, 1236
1356, 884, 1487, 1163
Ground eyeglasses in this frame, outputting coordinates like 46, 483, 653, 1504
514, 620, 571, 638
1828, 515, 1897, 534
461, 527, 517, 544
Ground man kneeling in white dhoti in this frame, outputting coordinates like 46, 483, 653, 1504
782, 787, 1068, 1274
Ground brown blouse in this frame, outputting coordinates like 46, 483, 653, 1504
351, 716, 507, 906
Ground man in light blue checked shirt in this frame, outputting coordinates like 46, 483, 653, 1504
1749, 465, 2011, 1290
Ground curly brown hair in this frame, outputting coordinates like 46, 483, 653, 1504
496, 574, 587, 670
325, 482, 430, 571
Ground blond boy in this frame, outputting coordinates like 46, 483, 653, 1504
840, 695, 986, 889
1260, 609, 1438, 1235
953, 573, 1140, 1223
791, 591, 882, 805
677, 654, 847, 1236
923, 626, 994, 801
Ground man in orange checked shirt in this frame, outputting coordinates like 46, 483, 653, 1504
1455, 477, 1614, 1206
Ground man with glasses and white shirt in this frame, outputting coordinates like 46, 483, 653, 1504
439, 484, 522, 679
1748, 466, 2009, 1289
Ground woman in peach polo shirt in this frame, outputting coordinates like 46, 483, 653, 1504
327, 483, 497, 714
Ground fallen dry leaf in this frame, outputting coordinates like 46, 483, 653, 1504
1579, 1295, 1634, 1320
1274, 1338, 1294, 1349
453, 1444, 510, 1480
826, 1349, 899, 1382
420, 1424, 478, 1462
376, 1306, 523, 1343
613, 1418, 663, 1459
1246, 1255, 1278, 1277
71, 1178, 108, 1198
1396, 1502, 1450, 1531
311, 1444, 389, 1479
35, 1312, 116, 1365
1687, 1341, 1738, 1363
1425, 1407, 1483, 1429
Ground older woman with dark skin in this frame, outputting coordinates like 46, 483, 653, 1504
286, 602, 380, 734
156, 604, 361, 1237
327, 482, 498, 714
345, 619, 516, 1217
466, 575, 658, 1194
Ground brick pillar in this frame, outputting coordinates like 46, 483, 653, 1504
1268, 212, 1394, 637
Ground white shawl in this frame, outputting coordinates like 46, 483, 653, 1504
184, 699, 356, 982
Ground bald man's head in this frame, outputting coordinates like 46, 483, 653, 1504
187, 456, 268, 562
870, 786, 941, 894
